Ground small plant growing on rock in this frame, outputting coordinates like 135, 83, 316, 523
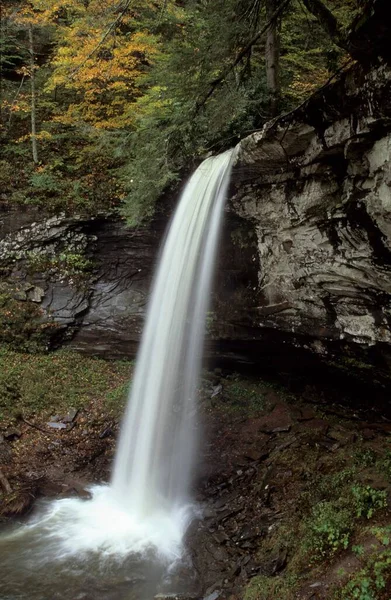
0, 292, 58, 353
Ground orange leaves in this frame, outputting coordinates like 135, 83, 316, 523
40, 0, 165, 129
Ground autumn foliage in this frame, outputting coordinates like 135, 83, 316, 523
0, 0, 361, 222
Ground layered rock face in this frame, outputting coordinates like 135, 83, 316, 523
229, 60, 391, 381
0, 208, 166, 356
0, 205, 256, 359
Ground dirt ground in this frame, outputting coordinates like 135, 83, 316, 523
1, 370, 391, 599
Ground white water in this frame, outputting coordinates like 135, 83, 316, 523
0, 149, 237, 572
112, 148, 237, 516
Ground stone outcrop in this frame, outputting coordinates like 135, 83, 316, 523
228, 58, 391, 383
0, 206, 167, 356
0, 201, 257, 358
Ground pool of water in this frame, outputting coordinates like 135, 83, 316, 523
0, 490, 198, 600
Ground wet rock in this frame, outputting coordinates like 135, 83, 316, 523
203, 592, 220, 600
38, 480, 67, 497
203, 507, 218, 519
4, 428, 21, 440
270, 547, 288, 574
66, 480, 92, 499
302, 419, 330, 435
211, 384, 222, 398
271, 425, 291, 434
213, 531, 230, 544
99, 426, 114, 439
361, 427, 376, 440
29, 286, 45, 303
238, 523, 266, 543
62, 408, 78, 423
155, 595, 199, 600
47, 422, 67, 430
0, 488, 35, 517
203, 583, 223, 599
258, 404, 293, 434
242, 448, 268, 462
319, 438, 340, 452
328, 426, 356, 446
297, 407, 317, 421
215, 508, 241, 523
155, 595, 198, 600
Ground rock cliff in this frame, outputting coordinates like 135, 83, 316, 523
228, 58, 391, 384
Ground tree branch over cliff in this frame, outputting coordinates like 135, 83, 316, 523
195, 0, 291, 114
301, 0, 349, 51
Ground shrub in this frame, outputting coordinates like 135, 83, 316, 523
306, 500, 353, 559
0, 292, 58, 353
351, 485, 387, 519
336, 550, 391, 600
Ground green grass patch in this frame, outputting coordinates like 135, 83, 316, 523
0, 347, 132, 420
244, 574, 298, 600
223, 377, 267, 414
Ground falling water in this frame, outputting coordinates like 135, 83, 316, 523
0, 149, 237, 591
112, 147, 237, 524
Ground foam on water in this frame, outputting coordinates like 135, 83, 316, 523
2, 485, 193, 562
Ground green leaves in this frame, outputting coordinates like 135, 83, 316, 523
1, 0, 365, 222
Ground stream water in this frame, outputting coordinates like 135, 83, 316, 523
0, 149, 237, 599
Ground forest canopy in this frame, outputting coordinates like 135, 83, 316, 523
0, 0, 363, 224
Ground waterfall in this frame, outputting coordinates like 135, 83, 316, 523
112, 147, 236, 520
0, 148, 237, 565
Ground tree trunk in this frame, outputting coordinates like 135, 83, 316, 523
265, 0, 281, 117
28, 23, 39, 165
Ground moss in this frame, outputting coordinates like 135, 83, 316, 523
222, 377, 267, 414
0, 291, 59, 353
25, 251, 93, 284
230, 226, 256, 250
0, 347, 132, 420
244, 574, 298, 600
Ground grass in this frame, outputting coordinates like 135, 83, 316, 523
0, 346, 132, 421
244, 574, 298, 600
216, 376, 268, 414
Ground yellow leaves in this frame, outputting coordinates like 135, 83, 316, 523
42, 3, 163, 129
1, 94, 30, 115
35, 130, 53, 141
288, 67, 330, 102
5, 0, 179, 132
